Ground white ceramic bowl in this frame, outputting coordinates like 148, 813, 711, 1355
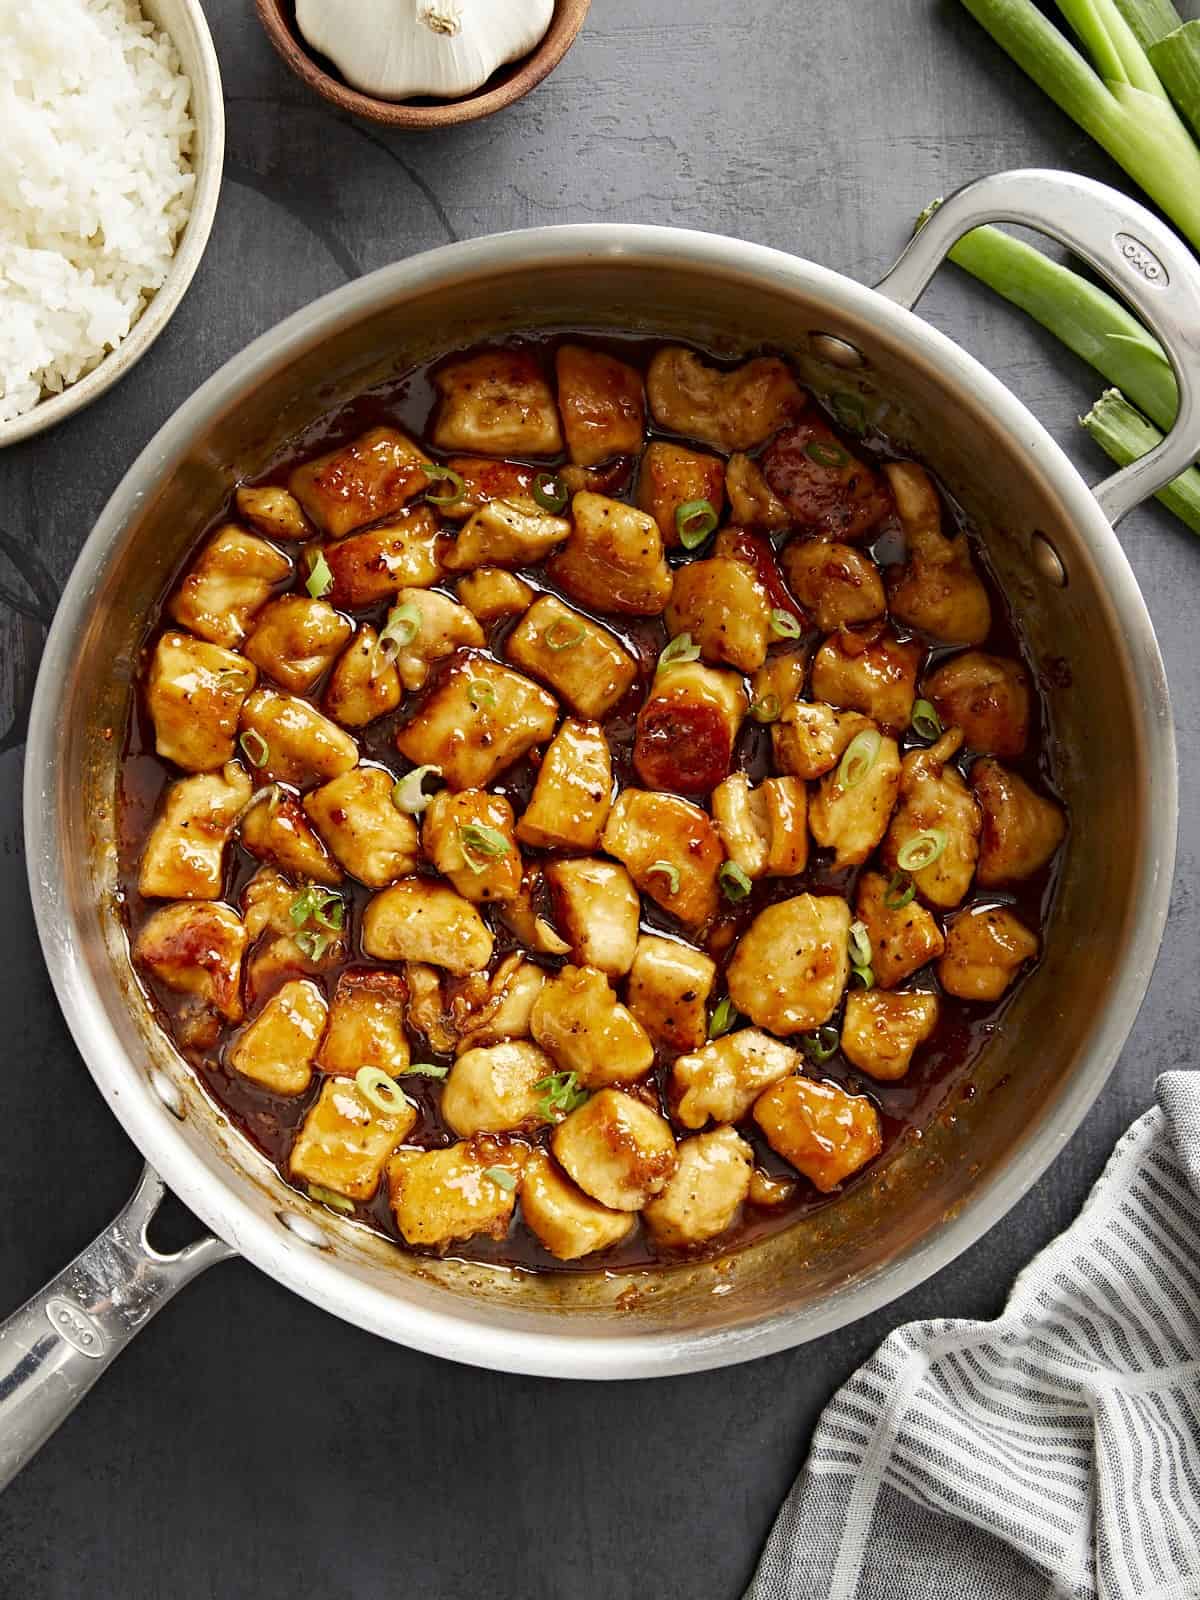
0, 0, 225, 450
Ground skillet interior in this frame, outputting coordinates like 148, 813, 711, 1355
44, 239, 1168, 1364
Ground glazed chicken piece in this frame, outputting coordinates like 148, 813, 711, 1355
234, 484, 311, 542
840, 989, 939, 1081
884, 462, 990, 645
321, 626, 402, 729
809, 626, 924, 734
625, 935, 716, 1053
289, 1076, 417, 1200
545, 858, 640, 979
972, 758, 1066, 885
938, 905, 1039, 1001
726, 894, 852, 1034
712, 773, 809, 879
633, 660, 747, 796
555, 344, 645, 465
133, 901, 247, 1040
167, 526, 292, 648
519, 1150, 635, 1261
243, 596, 352, 694
924, 651, 1030, 758
239, 866, 346, 1009
240, 864, 305, 942
455, 566, 534, 623
551, 1087, 677, 1211
854, 869, 945, 989
323, 508, 445, 608
431, 349, 563, 456
646, 348, 803, 452
642, 1127, 753, 1248
362, 877, 494, 973
601, 788, 725, 929
753, 1075, 882, 1192
750, 644, 811, 718
145, 632, 258, 772
880, 728, 981, 909
386, 588, 485, 692
304, 766, 420, 888
442, 498, 571, 573
288, 426, 430, 538
516, 718, 613, 852
781, 539, 886, 631
530, 965, 654, 1087
394, 652, 558, 790
548, 492, 672, 616
713, 525, 806, 629
772, 702, 872, 781
241, 791, 342, 886
809, 730, 901, 869
760, 418, 891, 540
434, 456, 536, 521
498, 867, 573, 959
725, 452, 790, 529
671, 1028, 800, 1129
387, 1138, 528, 1248
421, 788, 522, 903
404, 961, 460, 1055
454, 956, 547, 1054
441, 1040, 558, 1137
636, 441, 726, 547
138, 763, 252, 900
316, 969, 411, 1076
664, 556, 774, 673
239, 688, 359, 789
229, 978, 328, 1095
506, 594, 638, 720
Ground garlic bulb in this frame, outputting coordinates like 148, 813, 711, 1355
295, 0, 556, 102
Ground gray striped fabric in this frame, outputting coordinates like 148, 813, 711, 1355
747, 1072, 1200, 1600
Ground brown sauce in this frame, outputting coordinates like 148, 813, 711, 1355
116, 330, 1065, 1276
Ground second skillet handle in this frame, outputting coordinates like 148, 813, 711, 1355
873, 167, 1200, 527
0, 1165, 233, 1492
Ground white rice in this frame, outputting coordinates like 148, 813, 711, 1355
0, 0, 195, 423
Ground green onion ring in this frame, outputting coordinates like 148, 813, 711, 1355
804, 439, 851, 468
544, 618, 586, 652
769, 608, 803, 640
355, 1066, 411, 1117
910, 698, 942, 741
483, 1165, 519, 1193
896, 828, 948, 874
837, 728, 882, 789
656, 633, 701, 673
848, 919, 872, 968
707, 995, 738, 1039
238, 729, 270, 769
750, 694, 782, 724
719, 861, 753, 902
645, 860, 680, 895
392, 765, 443, 815
532, 472, 569, 514
883, 870, 915, 911
675, 498, 719, 550
305, 549, 333, 600
423, 463, 466, 505
801, 1025, 839, 1065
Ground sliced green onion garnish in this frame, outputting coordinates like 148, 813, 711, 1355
837, 728, 882, 789
371, 600, 422, 678
305, 549, 333, 600
675, 498, 719, 550
883, 870, 915, 911
294, 929, 333, 962
238, 729, 270, 769
544, 618, 586, 652
458, 821, 510, 873
804, 439, 850, 468
393, 764, 443, 815
645, 860, 680, 895
423, 463, 466, 505
751, 694, 781, 724
233, 783, 281, 826
801, 1025, 839, 1065
830, 392, 867, 433
656, 632, 701, 673
534, 1069, 589, 1120
896, 827, 948, 873
217, 665, 251, 689
708, 995, 738, 1039
355, 1066, 411, 1117
402, 1061, 450, 1079
532, 472, 569, 514
848, 919, 872, 968
467, 678, 497, 711
483, 1165, 519, 1193
910, 698, 942, 741
719, 861, 753, 902
307, 1183, 355, 1214
769, 609, 802, 640
851, 963, 874, 988
290, 885, 341, 930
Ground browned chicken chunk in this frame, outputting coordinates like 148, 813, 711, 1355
431, 349, 563, 456
289, 426, 430, 538
321, 626, 402, 728
317, 969, 410, 1076
239, 687, 359, 789
422, 788, 522, 903
973, 759, 1067, 885
726, 894, 852, 1034
810, 626, 924, 734
884, 462, 990, 645
388, 1138, 527, 1247
394, 652, 558, 790
642, 1127, 753, 1248
880, 727, 981, 908
760, 418, 891, 540
625, 935, 716, 1053
506, 594, 638, 720
712, 773, 809, 878
138, 764, 252, 900
665, 556, 773, 673
551, 1088, 676, 1211
671, 1028, 799, 1129
362, 878, 494, 973
516, 718, 613, 852
637, 440, 726, 547
633, 660, 747, 796
289, 1075, 416, 1199
134, 901, 247, 1037
939, 905, 1038, 1000
243, 595, 352, 694
304, 766, 420, 888
145, 632, 258, 773
556, 344, 645, 465
924, 651, 1030, 758
647, 348, 803, 451
753, 1075, 882, 1192
781, 539, 886, 631
601, 788, 724, 928
519, 1150, 635, 1260
549, 492, 672, 616
840, 989, 939, 1081
323, 509, 444, 608
531, 965, 654, 1087
167, 526, 292, 648
854, 869, 945, 989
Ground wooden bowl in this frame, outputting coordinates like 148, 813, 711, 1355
254, 0, 591, 129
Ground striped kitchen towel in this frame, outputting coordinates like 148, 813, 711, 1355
747, 1071, 1200, 1600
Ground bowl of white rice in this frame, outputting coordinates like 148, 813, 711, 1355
0, 0, 224, 447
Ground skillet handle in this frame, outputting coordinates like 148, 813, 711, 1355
873, 167, 1200, 526
0, 1164, 233, 1491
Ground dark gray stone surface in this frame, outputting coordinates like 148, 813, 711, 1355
0, 2, 1197, 1595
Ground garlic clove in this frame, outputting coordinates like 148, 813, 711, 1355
296, 0, 556, 103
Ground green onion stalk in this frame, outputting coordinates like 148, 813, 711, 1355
958, 0, 1200, 252
1114, 0, 1200, 141
1083, 389, 1200, 532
